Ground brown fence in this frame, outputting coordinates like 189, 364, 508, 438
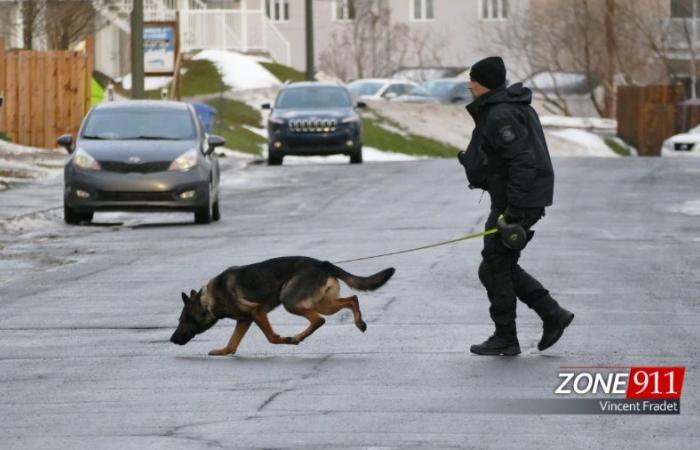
617, 85, 684, 157
0, 37, 92, 149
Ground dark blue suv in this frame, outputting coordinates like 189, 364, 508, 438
262, 82, 366, 165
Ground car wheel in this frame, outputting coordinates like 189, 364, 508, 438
194, 188, 213, 224
194, 205, 211, 224
350, 147, 363, 164
64, 202, 93, 225
268, 152, 283, 166
212, 198, 221, 222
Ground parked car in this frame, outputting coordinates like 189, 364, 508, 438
59, 101, 225, 225
391, 67, 469, 83
262, 82, 366, 165
661, 124, 700, 157
347, 78, 418, 101
394, 78, 472, 104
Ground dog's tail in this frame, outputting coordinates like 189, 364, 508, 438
323, 262, 395, 291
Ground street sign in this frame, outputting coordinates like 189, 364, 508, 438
144, 22, 178, 76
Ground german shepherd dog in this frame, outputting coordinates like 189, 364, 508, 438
170, 256, 395, 355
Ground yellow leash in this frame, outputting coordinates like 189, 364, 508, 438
334, 228, 498, 264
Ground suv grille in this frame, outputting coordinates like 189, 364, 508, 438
289, 119, 337, 133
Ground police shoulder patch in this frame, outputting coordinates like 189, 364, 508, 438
498, 125, 516, 143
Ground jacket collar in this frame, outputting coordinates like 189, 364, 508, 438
466, 86, 507, 119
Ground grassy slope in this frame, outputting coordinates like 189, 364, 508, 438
362, 113, 459, 158
260, 62, 307, 83
206, 98, 266, 155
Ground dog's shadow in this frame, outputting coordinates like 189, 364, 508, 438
175, 353, 368, 367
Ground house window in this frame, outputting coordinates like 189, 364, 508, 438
481, 0, 509, 20
334, 0, 356, 21
671, 0, 700, 17
266, 0, 290, 22
411, 0, 434, 21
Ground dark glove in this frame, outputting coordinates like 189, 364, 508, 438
504, 205, 524, 224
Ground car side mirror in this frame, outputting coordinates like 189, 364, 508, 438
383, 92, 398, 99
261, 103, 271, 110
357, 101, 367, 108
57, 134, 73, 153
452, 97, 465, 103
205, 135, 225, 155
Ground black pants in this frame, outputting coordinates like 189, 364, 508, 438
478, 208, 560, 338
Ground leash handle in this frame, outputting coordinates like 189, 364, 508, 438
333, 228, 498, 264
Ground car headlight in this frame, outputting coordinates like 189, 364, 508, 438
169, 148, 198, 172
662, 139, 673, 150
269, 117, 284, 125
341, 115, 360, 124
73, 148, 101, 170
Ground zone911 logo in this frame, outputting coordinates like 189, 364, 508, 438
555, 367, 686, 399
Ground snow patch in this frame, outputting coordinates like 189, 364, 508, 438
263, 146, 425, 166
671, 199, 700, 216
192, 50, 280, 90
120, 74, 172, 91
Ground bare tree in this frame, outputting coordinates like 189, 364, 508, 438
1, 0, 109, 50
319, 0, 444, 80
494, 0, 667, 117
44, 0, 99, 50
625, 0, 700, 99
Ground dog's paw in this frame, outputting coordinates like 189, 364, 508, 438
208, 348, 231, 356
283, 336, 300, 345
356, 321, 367, 333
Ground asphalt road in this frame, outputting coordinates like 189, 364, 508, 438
0, 156, 698, 449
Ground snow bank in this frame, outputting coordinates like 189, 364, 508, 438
192, 50, 280, 90
546, 129, 618, 157
540, 115, 617, 131
262, 146, 424, 166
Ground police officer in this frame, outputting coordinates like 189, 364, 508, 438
459, 56, 574, 355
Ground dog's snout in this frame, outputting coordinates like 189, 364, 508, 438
170, 332, 185, 345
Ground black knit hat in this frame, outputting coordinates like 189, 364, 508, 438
469, 56, 506, 90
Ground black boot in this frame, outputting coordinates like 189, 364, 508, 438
470, 334, 521, 356
538, 307, 574, 351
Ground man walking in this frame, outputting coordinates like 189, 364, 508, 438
459, 56, 574, 356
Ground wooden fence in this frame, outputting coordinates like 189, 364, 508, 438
0, 37, 92, 149
617, 85, 685, 157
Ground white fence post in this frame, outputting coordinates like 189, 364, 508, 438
241, 1, 249, 52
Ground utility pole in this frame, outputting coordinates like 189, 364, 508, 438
604, 0, 616, 117
305, 0, 315, 80
131, 0, 145, 98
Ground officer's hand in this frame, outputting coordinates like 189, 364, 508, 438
504, 205, 524, 224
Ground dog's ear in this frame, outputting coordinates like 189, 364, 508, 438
190, 289, 197, 298
181, 292, 189, 304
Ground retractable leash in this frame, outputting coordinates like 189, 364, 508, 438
333, 228, 499, 264
333, 216, 527, 265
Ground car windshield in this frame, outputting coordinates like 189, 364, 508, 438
421, 81, 459, 97
348, 81, 384, 96
276, 87, 353, 109
82, 109, 196, 140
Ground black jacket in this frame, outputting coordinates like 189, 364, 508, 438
461, 83, 554, 210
